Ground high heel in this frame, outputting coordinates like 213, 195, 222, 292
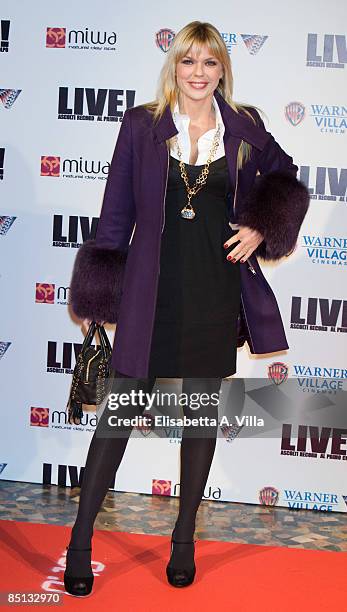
63, 546, 94, 597
166, 535, 196, 588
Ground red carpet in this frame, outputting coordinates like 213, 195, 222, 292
0, 520, 345, 611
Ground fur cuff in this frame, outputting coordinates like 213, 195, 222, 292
238, 171, 310, 260
69, 239, 128, 323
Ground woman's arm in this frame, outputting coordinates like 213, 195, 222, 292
238, 110, 310, 261
69, 109, 135, 323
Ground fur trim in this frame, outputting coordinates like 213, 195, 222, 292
69, 239, 127, 323
238, 171, 310, 260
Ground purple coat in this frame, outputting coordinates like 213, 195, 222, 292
69, 89, 310, 377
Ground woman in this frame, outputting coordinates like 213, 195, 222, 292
64, 21, 309, 595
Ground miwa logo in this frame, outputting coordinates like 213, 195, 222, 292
151, 478, 222, 499
30, 407, 49, 427
46, 27, 117, 51
152, 479, 171, 495
41, 155, 110, 180
35, 283, 70, 305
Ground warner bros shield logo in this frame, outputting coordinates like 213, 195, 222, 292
268, 362, 289, 385
155, 28, 175, 52
285, 102, 306, 126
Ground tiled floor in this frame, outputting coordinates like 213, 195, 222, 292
1, 480, 346, 552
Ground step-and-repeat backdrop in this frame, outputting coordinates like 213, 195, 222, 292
1, 1, 346, 513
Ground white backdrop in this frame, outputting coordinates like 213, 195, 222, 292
1, 0, 346, 512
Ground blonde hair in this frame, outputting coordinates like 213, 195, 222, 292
142, 21, 264, 169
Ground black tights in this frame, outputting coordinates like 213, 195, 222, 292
67, 371, 222, 573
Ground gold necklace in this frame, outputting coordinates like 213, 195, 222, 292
174, 124, 221, 219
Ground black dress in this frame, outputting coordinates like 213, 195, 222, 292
148, 154, 241, 378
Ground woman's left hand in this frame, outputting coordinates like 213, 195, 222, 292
223, 225, 264, 262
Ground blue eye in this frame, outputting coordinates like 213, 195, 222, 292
181, 59, 217, 66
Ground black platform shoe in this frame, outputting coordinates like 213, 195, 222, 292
166, 536, 196, 587
63, 546, 94, 597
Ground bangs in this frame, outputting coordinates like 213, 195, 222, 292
175, 30, 223, 63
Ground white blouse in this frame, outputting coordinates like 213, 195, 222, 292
171, 94, 226, 165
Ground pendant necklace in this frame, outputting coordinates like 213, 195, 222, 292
174, 124, 221, 220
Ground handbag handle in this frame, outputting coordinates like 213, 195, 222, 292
96, 323, 112, 357
79, 320, 98, 355
78, 321, 112, 361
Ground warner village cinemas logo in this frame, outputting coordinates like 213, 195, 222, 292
290, 296, 347, 333
306, 33, 347, 68
281, 423, 347, 462
46, 26, 117, 51
41, 155, 109, 181
285, 103, 346, 134
259, 486, 340, 511
299, 166, 347, 202
155, 28, 267, 55
52, 214, 98, 247
0, 20, 10, 52
35, 283, 70, 306
301, 234, 347, 266
155, 28, 241, 53
291, 364, 346, 393
57, 87, 135, 122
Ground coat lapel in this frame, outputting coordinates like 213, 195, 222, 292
151, 88, 271, 197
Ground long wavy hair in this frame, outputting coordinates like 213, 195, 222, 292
142, 21, 264, 169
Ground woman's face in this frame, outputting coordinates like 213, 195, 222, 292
175, 43, 224, 104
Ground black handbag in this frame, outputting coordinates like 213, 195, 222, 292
66, 321, 112, 425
